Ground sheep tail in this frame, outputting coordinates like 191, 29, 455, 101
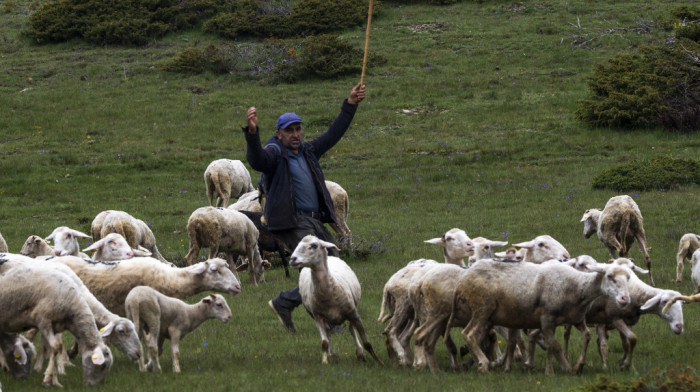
619, 212, 631, 256
377, 289, 392, 323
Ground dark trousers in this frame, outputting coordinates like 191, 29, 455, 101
273, 214, 339, 311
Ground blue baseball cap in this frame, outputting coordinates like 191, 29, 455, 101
276, 112, 303, 130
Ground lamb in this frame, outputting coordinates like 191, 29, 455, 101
46, 226, 91, 257
205, 159, 254, 208
581, 195, 653, 286
185, 206, 265, 285
20, 235, 57, 257
49, 255, 241, 317
125, 287, 233, 373
82, 232, 152, 261
91, 210, 169, 264
290, 235, 382, 365
0, 256, 113, 387
561, 256, 684, 370
450, 259, 631, 375
378, 228, 474, 366
411, 234, 568, 373
0, 332, 35, 380
676, 233, 700, 285
0, 232, 7, 252
467, 237, 509, 266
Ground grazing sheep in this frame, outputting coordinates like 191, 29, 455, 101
324, 180, 352, 248
20, 235, 57, 257
0, 256, 113, 387
290, 235, 382, 365
3, 253, 141, 372
451, 259, 631, 375
205, 159, 254, 208
46, 226, 91, 258
581, 195, 653, 286
83, 232, 152, 261
0, 232, 7, 253
125, 287, 233, 373
0, 332, 35, 380
562, 256, 684, 370
676, 233, 700, 285
185, 206, 265, 285
237, 210, 290, 278
50, 255, 241, 317
91, 210, 170, 264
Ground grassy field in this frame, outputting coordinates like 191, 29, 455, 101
1, 1, 699, 391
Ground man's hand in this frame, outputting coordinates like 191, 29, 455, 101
247, 107, 258, 134
348, 83, 366, 105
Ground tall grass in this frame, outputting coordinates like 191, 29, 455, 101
1, 1, 699, 391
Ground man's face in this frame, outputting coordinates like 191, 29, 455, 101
276, 123, 303, 153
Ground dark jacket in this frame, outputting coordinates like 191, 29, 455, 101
243, 99, 358, 231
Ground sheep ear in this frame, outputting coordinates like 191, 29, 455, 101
641, 293, 662, 311
580, 210, 591, 222
13, 343, 28, 366
70, 229, 92, 239
512, 240, 534, 249
99, 321, 116, 337
424, 237, 444, 245
83, 238, 105, 253
188, 262, 208, 274
202, 296, 213, 304
318, 239, 339, 252
489, 241, 509, 248
494, 251, 507, 258
631, 265, 649, 275
90, 348, 106, 365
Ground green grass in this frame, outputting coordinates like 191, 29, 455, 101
1, 1, 699, 391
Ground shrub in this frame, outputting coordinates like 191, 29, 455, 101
26, 0, 231, 45
576, 40, 700, 132
672, 6, 700, 42
572, 365, 700, 392
591, 156, 700, 191
203, 0, 380, 39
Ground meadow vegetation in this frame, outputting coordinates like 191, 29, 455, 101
0, 1, 699, 391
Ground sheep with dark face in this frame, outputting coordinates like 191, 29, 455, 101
581, 195, 653, 286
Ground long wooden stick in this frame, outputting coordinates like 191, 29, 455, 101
360, 0, 374, 86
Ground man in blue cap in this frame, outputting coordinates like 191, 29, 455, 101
243, 83, 366, 333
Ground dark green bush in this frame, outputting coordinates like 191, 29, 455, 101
27, 0, 231, 45
576, 40, 700, 132
591, 156, 700, 191
203, 0, 380, 39
572, 365, 700, 392
672, 6, 700, 42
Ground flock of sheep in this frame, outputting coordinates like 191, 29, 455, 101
0, 158, 698, 389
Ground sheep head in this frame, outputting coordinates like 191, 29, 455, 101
289, 235, 338, 270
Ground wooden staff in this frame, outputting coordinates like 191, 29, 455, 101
360, 0, 374, 86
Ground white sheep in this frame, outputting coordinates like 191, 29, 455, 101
185, 206, 265, 285
450, 258, 631, 375
0, 232, 7, 252
46, 226, 91, 257
290, 235, 382, 365
50, 255, 241, 317
562, 256, 684, 370
0, 332, 35, 380
378, 228, 475, 366
3, 253, 141, 373
676, 233, 700, 285
83, 232, 152, 261
125, 286, 233, 373
411, 234, 569, 373
690, 248, 700, 294
205, 159, 254, 208
581, 195, 653, 286
19, 235, 57, 257
468, 237, 509, 266
0, 256, 113, 387
229, 189, 263, 212
91, 210, 170, 264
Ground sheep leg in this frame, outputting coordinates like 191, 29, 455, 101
38, 325, 62, 387
676, 251, 686, 285
397, 318, 417, 366
314, 316, 333, 364
462, 318, 491, 374
385, 308, 413, 366
413, 317, 447, 372
444, 333, 460, 371
562, 324, 571, 359
184, 243, 200, 266
169, 329, 182, 373
612, 319, 635, 370
347, 312, 383, 365
595, 324, 610, 369
145, 331, 162, 372
502, 329, 518, 371
571, 321, 591, 374
540, 320, 571, 376
524, 329, 540, 370
635, 233, 654, 286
